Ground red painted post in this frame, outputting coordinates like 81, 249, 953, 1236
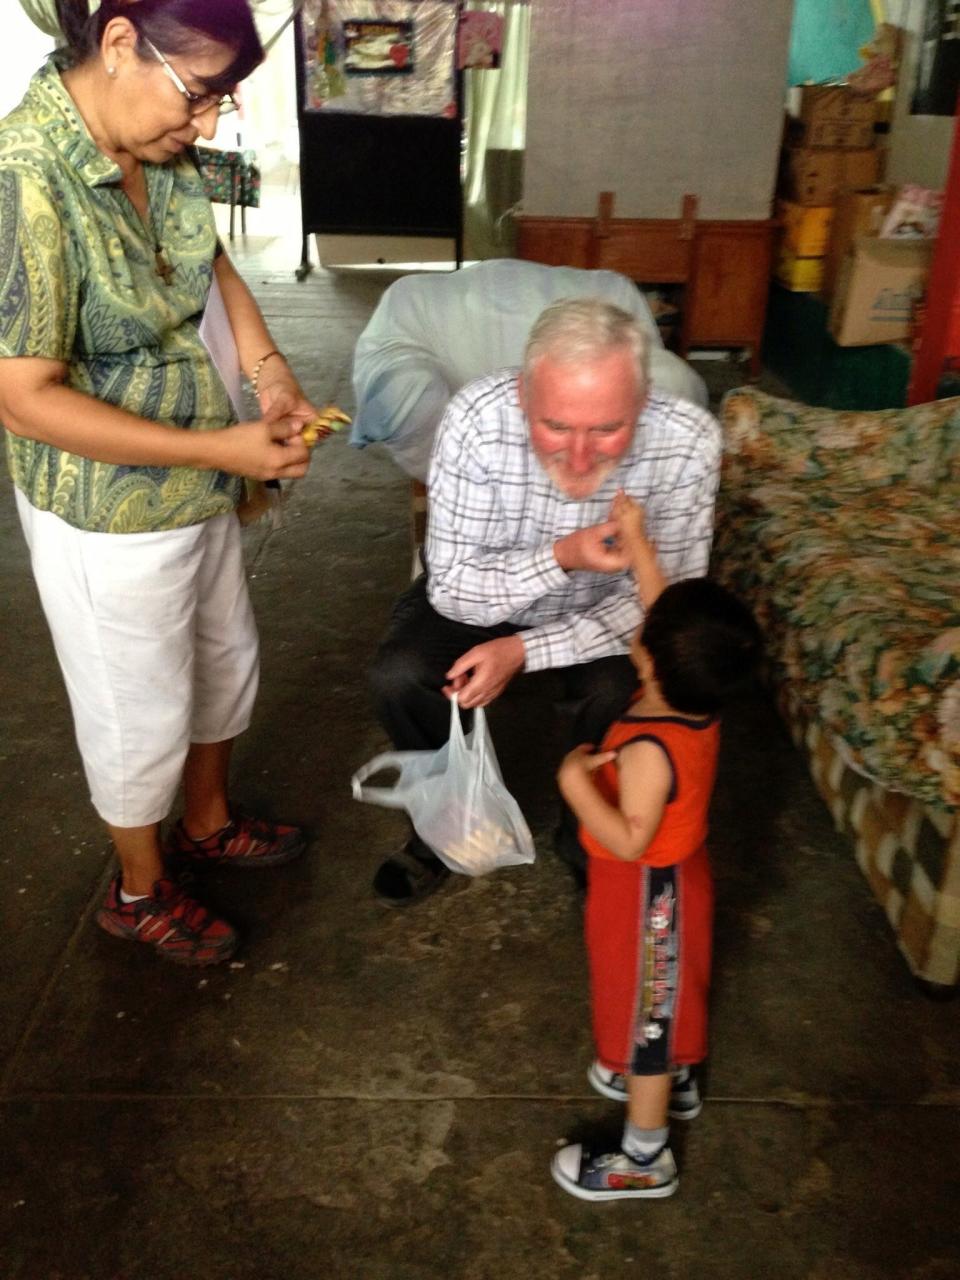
908, 90, 960, 404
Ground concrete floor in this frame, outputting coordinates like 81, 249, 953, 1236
1, 228, 959, 1280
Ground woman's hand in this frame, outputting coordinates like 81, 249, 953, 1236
258, 375, 351, 452
212, 415, 312, 481
257, 373, 318, 435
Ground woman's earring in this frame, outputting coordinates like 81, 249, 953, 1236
107, 65, 117, 77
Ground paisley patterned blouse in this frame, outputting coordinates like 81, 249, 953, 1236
0, 55, 242, 533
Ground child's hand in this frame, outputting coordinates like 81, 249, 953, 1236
612, 489, 649, 547
612, 488, 666, 608
558, 743, 615, 779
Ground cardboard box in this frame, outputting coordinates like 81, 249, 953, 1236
822, 187, 895, 299
777, 199, 835, 257
829, 238, 932, 347
794, 85, 875, 148
782, 147, 881, 206
775, 246, 825, 293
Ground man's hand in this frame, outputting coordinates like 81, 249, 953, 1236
443, 635, 526, 709
554, 521, 631, 574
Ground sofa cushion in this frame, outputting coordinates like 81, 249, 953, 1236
721, 389, 960, 493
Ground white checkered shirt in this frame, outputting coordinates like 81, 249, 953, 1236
425, 369, 721, 672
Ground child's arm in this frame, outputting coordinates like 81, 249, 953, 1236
612, 489, 667, 610
557, 741, 672, 863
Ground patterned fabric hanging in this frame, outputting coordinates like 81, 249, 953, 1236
18, 0, 101, 37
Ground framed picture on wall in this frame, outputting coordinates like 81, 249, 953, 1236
457, 11, 502, 70
301, 0, 456, 115
343, 19, 414, 74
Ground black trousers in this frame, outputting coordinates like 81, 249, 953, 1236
368, 577, 636, 871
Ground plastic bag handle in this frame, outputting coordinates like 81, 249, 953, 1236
351, 697, 486, 809
350, 751, 413, 809
448, 692, 466, 749
450, 693, 488, 762
473, 705, 488, 771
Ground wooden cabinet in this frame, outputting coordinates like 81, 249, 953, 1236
517, 198, 776, 378
682, 223, 776, 376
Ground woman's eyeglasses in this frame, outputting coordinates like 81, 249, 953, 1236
140, 36, 238, 117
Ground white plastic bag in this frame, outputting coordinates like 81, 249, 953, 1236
351, 696, 536, 877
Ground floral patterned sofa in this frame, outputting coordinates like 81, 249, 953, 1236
712, 388, 960, 989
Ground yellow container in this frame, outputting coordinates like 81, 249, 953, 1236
777, 199, 835, 257
774, 245, 825, 292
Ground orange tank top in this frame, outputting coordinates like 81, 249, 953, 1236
580, 705, 720, 866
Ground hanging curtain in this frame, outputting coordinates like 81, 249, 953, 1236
18, 0, 76, 35
462, 0, 529, 260
210, 3, 303, 164
6, 6, 55, 117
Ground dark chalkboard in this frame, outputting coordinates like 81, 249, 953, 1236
294, 13, 463, 276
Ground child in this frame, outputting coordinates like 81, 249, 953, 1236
551, 491, 761, 1202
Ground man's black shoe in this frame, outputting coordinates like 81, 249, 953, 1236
373, 841, 450, 906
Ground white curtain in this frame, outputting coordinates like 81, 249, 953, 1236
463, 0, 529, 259
211, 1, 301, 162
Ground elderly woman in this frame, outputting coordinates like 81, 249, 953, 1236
0, 0, 321, 965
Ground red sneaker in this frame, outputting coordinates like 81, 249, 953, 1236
168, 814, 306, 868
96, 876, 238, 966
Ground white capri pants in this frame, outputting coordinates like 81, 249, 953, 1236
16, 492, 259, 827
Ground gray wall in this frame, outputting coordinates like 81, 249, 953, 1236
886, 12, 954, 191
523, 0, 794, 221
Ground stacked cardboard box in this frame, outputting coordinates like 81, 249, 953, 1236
775, 200, 834, 292
829, 238, 933, 347
781, 146, 881, 208
828, 186, 942, 347
823, 187, 895, 298
775, 86, 881, 293
789, 86, 876, 150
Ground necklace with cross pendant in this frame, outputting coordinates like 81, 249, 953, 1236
123, 172, 174, 285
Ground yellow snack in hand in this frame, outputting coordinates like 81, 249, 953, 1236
302, 406, 351, 448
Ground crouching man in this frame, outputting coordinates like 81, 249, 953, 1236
367, 298, 721, 905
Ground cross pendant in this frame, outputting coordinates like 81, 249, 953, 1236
154, 249, 175, 286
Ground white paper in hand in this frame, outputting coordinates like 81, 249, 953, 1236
199, 273, 245, 420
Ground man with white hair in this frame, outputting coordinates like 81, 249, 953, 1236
368, 298, 721, 905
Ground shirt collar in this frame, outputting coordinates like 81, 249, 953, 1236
28, 53, 124, 188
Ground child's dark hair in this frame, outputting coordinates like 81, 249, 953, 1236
640, 578, 762, 716
56, 0, 263, 91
